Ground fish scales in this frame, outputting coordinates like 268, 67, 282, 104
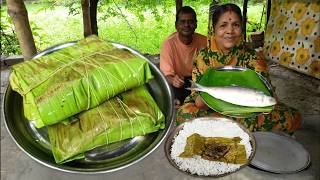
187, 82, 276, 107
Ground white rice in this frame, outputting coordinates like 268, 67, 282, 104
170, 117, 252, 176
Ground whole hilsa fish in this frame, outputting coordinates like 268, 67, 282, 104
187, 81, 277, 107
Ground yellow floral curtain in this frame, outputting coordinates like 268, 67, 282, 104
263, 0, 320, 79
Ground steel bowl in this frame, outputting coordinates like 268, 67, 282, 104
3, 41, 174, 174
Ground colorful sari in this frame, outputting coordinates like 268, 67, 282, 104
176, 29, 301, 135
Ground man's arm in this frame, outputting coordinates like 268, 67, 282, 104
160, 40, 174, 76
160, 40, 185, 88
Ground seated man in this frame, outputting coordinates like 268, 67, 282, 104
160, 6, 207, 106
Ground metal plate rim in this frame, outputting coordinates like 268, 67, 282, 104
3, 40, 174, 174
164, 117, 256, 177
250, 131, 310, 174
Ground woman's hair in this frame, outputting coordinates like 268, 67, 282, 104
211, 3, 242, 28
175, 6, 197, 24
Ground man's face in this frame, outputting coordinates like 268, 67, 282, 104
176, 13, 197, 37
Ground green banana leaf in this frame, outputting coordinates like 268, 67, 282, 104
9, 36, 153, 128
48, 86, 165, 164
199, 68, 274, 118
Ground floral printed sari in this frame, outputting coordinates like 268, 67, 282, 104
176, 29, 301, 135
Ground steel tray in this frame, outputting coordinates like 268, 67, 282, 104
3, 41, 174, 174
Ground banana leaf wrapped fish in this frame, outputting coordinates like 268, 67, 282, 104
179, 133, 247, 164
9, 36, 153, 128
49, 86, 165, 164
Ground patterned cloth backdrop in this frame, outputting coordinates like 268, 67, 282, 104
263, 0, 320, 79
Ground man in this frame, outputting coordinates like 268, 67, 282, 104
160, 6, 207, 106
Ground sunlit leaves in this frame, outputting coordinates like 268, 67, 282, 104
0, 8, 21, 55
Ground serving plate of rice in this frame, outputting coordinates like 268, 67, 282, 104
165, 117, 256, 177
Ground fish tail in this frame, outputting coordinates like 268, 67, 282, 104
185, 80, 203, 91
190, 80, 203, 88
185, 87, 203, 91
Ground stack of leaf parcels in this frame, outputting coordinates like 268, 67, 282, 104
9, 36, 165, 163
179, 133, 247, 164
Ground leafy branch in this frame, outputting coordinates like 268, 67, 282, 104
111, 0, 138, 45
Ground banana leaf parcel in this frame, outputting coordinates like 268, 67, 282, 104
9, 36, 153, 128
48, 86, 165, 164
179, 133, 247, 164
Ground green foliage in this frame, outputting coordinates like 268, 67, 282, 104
0, 9, 21, 55
1, 5, 55, 56
36, 0, 81, 15
98, 0, 170, 23
248, 0, 266, 5
24, 4, 83, 51
246, 3, 266, 33
30, 21, 51, 50
1, 1, 266, 55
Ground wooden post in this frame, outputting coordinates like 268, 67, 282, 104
266, 0, 271, 23
90, 0, 99, 35
82, 0, 99, 37
176, 0, 182, 14
82, 0, 92, 37
243, 0, 248, 46
7, 0, 37, 60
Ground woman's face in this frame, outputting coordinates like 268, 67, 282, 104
214, 11, 242, 53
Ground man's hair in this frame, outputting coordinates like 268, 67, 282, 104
175, 6, 197, 24
211, 3, 243, 28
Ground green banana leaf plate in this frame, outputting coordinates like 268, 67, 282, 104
199, 66, 274, 118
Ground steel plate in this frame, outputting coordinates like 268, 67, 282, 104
3, 41, 174, 174
164, 117, 256, 177
250, 131, 310, 173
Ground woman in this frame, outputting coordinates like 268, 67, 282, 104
176, 3, 301, 134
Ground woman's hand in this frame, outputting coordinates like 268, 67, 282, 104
195, 95, 209, 110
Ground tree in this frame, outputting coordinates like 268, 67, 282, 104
81, 0, 99, 37
176, 0, 182, 13
82, 0, 92, 36
7, 0, 37, 60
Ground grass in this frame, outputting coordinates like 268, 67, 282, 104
2, 2, 265, 55
25, 4, 84, 50
98, 6, 210, 54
